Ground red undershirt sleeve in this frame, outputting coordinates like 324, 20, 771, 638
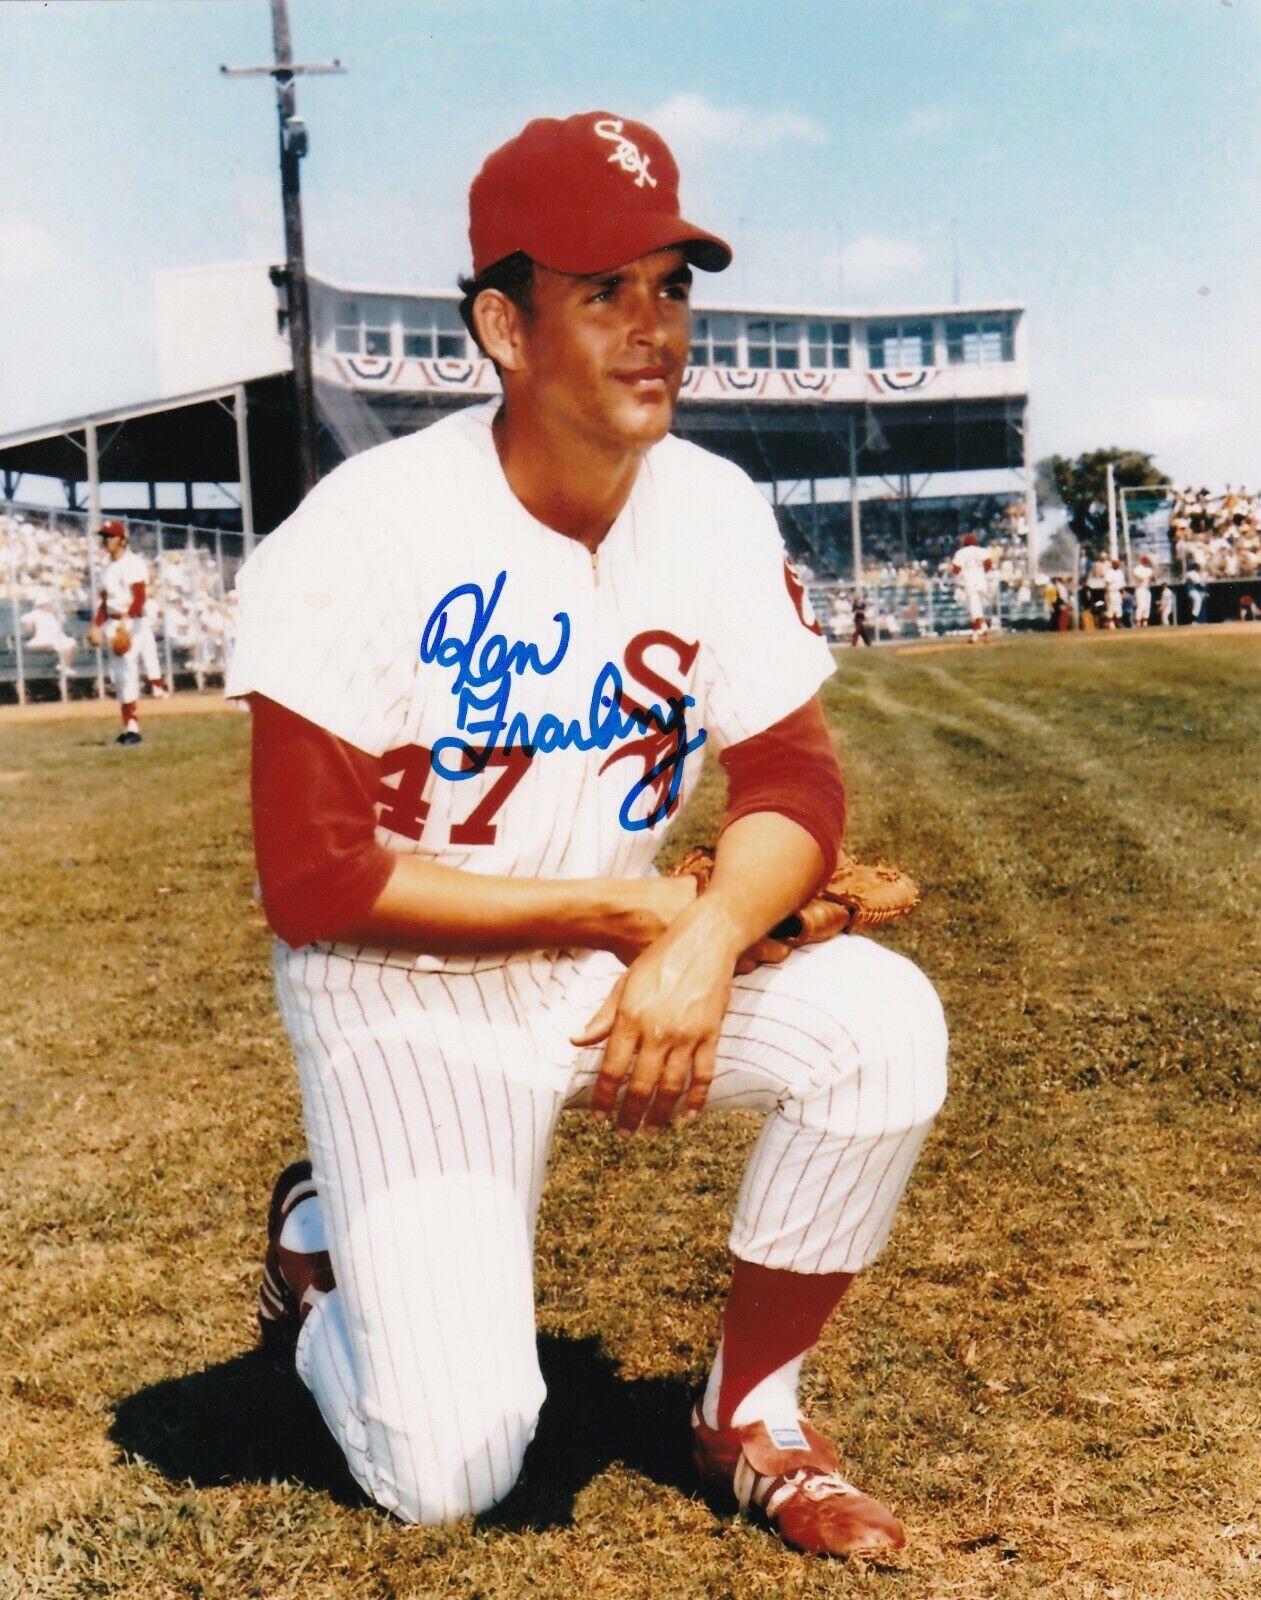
128, 581, 146, 618
717, 696, 845, 883
93, 597, 107, 627
249, 694, 396, 949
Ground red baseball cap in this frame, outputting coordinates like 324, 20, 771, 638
468, 110, 732, 278
98, 518, 127, 539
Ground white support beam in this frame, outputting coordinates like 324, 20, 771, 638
234, 384, 256, 553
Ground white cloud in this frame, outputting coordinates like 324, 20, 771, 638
840, 235, 926, 293
902, 107, 952, 139
0, 221, 61, 286
647, 93, 828, 156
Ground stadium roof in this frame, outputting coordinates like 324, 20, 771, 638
0, 361, 1029, 538
0, 376, 288, 483
0, 374, 301, 533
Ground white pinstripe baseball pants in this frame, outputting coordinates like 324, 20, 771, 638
273, 935, 947, 1526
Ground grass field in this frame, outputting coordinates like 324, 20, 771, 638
1, 631, 1258, 1600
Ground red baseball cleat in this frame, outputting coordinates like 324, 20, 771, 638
257, 1159, 334, 1362
691, 1407, 906, 1557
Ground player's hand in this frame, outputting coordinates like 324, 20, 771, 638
601, 872, 699, 966
86, 626, 102, 648
734, 934, 793, 975
571, 900, 741, 1135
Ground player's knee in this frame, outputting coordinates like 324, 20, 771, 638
893, 958, 949, 1124
374, 1403, 540, 1526
819, 941, 948, 1129
387, 1420, 540, 1516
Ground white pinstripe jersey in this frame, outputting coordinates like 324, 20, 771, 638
100, 549, 149, 618
951, 544, 989, 590
228, 403, 835, 971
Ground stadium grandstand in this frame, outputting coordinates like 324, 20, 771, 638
4, 260, 1239, 700
1, 262, 1043, 696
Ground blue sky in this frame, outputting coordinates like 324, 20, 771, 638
1, 0, 1258, 485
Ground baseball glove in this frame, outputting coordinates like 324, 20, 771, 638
668, 846, 919, 957
111, 621, 132, 657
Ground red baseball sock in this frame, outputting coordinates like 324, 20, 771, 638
121, 701, 137, 725
703, 1257, 853, 1430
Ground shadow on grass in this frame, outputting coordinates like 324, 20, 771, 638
109, 1333, 700, 1530
109, 1348, 369, 1508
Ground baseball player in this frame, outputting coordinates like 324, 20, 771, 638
1132, 554, 1155, 626
87, 519, 166, 744
228, 111, 947, 1559
1103, 558, 1126, 629
949, 532, 992, 642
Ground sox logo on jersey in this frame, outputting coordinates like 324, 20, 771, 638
419, 572, 706, 831
380, 620, 704, 845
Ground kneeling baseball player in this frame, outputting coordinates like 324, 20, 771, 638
228, 111, 948, 1558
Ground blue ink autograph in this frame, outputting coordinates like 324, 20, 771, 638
419, 571, 707, 831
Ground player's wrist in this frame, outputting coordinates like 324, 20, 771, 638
587, 876, 692, 956
672, 888, 752, 964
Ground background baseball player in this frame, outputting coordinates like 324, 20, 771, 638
949, 532, 992, 642
229, 112, 947, 1559
87, 519, 165, 744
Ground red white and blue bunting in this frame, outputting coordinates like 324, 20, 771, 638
319, 354, 943, 403
866, 369, 939, 396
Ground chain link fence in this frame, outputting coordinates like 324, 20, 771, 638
808, 576, 1049, 643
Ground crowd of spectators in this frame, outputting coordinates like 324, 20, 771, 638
1, 512, 94, 614
1171, 485, 1261, 580
778, 492, 1030, 582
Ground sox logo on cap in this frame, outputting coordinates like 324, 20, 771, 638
593, 117, 658, 189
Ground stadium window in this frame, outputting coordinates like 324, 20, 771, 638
364, 317, 392, 358
945, 315, 1014, 365
403, 301, 470, 360
335, 299, 392, 356
866, 319, 934, 369
435, 301, 468, 359
807, 320, 851, 369
689, 313, 739, 367
746, 318, 801, 370
334, 300, 361, 354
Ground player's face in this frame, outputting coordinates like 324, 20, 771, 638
514, 248, 692, 454
103, 534, 126, 561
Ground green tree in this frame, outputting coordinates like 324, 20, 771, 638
1035, 449, 1171, 551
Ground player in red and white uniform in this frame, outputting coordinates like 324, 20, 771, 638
229, 113, 947, 1559
87, 519, 166, 744
1103, 558, 1126, 628
1132, 554, 1156, 626
950, 532, 992, 642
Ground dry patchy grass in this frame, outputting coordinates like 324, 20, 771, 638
1, 632, 1258, 1599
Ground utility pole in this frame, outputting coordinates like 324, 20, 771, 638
222, 0, 344, 498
